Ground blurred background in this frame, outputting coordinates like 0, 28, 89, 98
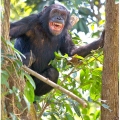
10, 0, 105, 41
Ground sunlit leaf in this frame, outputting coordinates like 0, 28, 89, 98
66, 104, 73, 114
94, 110, 100, 119
54, 52, 63, 59
24, 81, 35, 103
92, 68, 102, 76
91, 24, 95, 31
24, 72, 36, 89
80, 69, 85, 80
90, 86, 100, 101
99, 20, 105, 25
83, 115, 90, 120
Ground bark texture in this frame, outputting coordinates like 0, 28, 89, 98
101, 1, 119, 120
1, 0, 10, 119
1, 1, 37, 119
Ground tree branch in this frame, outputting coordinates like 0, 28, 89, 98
22, 65, 87, 108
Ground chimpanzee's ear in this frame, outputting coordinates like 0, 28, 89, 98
42, 6, 48, 13
38, 6, 48, 16
44, 6, 48, 9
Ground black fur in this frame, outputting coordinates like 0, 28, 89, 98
10, 4, 104, 96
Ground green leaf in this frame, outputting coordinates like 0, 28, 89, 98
92, 68, 102, 77
83, 115, 90, 120
6, 40, 14, 48
24, 81, 35, 103
54, 52, 63, 59
80, 83, 91, 91
66, 104, 73, 114
1, 70, 9, 88
72, 102, 81, 117
63, 54, 69, 58
94, 110, 100, 119
24, 72, 36, 89
23, 95, 31, 110
90, 86, 100, 101
82, 108, 88, 114
88, 57, 95, 63
65, 113, 74, 120
51, 114, 57, 120
14, 59, 23, 68
75, 0, 82, 5
79, 7, 93, 16
80, 69, 85, 80
14, 48, 25, 61
73, 54, 84, 60
78, 18, 89, 34
12, 86, 18, 93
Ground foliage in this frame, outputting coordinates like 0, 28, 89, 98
1, 37, 36, 111
34, 36, 104, 120
1, 34, 104, 120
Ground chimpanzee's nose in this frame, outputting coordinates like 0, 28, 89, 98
57, 16, 61, 20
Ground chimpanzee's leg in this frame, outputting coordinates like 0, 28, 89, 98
34, 67, 59, 96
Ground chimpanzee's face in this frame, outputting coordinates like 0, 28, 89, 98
49, 6, 68, 36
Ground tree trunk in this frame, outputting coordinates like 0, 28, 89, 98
101, 1, 119, 120
2, 1, 37, 119
1, 0, 10, 119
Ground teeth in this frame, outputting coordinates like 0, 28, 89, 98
53, 22, 62, 26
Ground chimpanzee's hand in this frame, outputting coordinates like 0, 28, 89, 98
22, 51, 36, 67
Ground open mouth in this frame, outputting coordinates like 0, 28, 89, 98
49, 22, 64, 31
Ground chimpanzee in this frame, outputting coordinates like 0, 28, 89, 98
10, 4, 105, 96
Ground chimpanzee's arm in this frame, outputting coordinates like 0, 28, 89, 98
71, 39, 103, 57
10, 14, 39, 39
14, 37, 36, 67
60, 30, 105, 57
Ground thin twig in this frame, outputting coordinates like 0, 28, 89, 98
38, 103, 49, 119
